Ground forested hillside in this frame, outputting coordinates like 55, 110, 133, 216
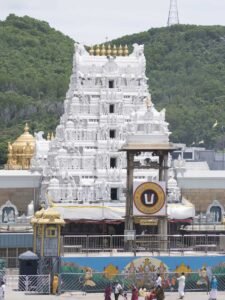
111, 25, 225, 149
0, 14, 74, 164
1, 15, 225, 164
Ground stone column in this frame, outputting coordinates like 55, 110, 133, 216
125, 151, 134, 231
158, 152, 164, 181
158, 152, 168, 250
125, 151, 135, 251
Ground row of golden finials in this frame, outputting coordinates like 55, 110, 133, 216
47, 132, 55, 140
89, 44, 129, 56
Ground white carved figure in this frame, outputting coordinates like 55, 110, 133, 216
34, 131, 44, 141
27, 201, 34, 217
132, 44, 144, 57
8, 209, 15, 222
3, 210, 8, 223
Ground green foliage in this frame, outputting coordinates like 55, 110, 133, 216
1, 15, 225, 164
111, 24, 225, 149
0, 14, 74, 164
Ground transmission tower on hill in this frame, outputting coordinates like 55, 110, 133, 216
167, 0, 179, 26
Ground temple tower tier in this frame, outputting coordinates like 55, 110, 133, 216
31, 43, 170, 207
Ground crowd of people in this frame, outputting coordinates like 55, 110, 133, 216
0, 272, 219, 300
104, 272, 219, 300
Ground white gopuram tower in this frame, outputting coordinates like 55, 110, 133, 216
31, 43, 170, 210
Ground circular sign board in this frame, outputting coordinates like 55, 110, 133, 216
134, 182, 166, 215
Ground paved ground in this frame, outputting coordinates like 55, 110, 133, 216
4, 290, 225, 300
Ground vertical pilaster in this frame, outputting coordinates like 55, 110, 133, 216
125, 151, 135, 252
158, 152, 168, 250
158, 153, 164, 181
125, 151, 134, 231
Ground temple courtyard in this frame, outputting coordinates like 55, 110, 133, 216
4, 290, 225, 300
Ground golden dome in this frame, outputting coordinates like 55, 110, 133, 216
5, 123, 35, 170
43, 208, 61, 219
12, 123, 35, 151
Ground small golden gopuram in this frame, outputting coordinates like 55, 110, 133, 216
5, 123, 35, 170
89, 44, 129, 56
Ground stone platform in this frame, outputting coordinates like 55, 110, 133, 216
5, 291, 224, 300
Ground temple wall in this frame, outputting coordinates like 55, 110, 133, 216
61, 255, 225, 273
182, 188, 225, 212
60, 255, 225, 292
0, 188, 39, 214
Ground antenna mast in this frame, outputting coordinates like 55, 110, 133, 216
167, 0, 179, 26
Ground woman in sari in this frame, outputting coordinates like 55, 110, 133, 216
145, 289, 157, 300
104, 285, 112, 300
131, 285, 139, 300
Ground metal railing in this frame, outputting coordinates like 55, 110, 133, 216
63, 234, 224, 255
0, 257, 19, 268
59, 271, 225, 294
3, 274, 51, 294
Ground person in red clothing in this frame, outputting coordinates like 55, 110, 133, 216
104, 285, 112, 300
131, 285, 139, 300
145, 289, 157, 300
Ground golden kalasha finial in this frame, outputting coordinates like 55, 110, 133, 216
112, 45, 117, 56
89, 46, 94, 55
107, 44, 111, 56
124, 45, 129, 56
47, 132, 51, 140
101, 44, 106, 56
118, 45, 123, 56
95, 45, 100, 56
24, 123, 29, 133
51, 132, 54, 140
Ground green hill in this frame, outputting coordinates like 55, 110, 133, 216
0, 14, 74, 164
111, 25, 225, 149
1, 15, 225, 164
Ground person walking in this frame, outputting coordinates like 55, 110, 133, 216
0, 282, 4, 300
131, 284, 139, 300
113, 281, 123, 300
209, 275, 217, 300
177, 273, 185, 299
155, 274, 162, 287
104, 285, 112, 300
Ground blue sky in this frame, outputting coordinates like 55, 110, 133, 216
1, 0, 225, 44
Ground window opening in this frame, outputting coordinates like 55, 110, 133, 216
109, 104, 115, 113
110, 130, 116, 138
110, 157, 117, 168
109, 80, 114, 88
111, 188, 118, 200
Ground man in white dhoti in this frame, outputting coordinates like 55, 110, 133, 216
155, 273, 162, 287
177, 272, 185, 299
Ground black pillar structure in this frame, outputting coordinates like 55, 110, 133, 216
121, 144, 177, 252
